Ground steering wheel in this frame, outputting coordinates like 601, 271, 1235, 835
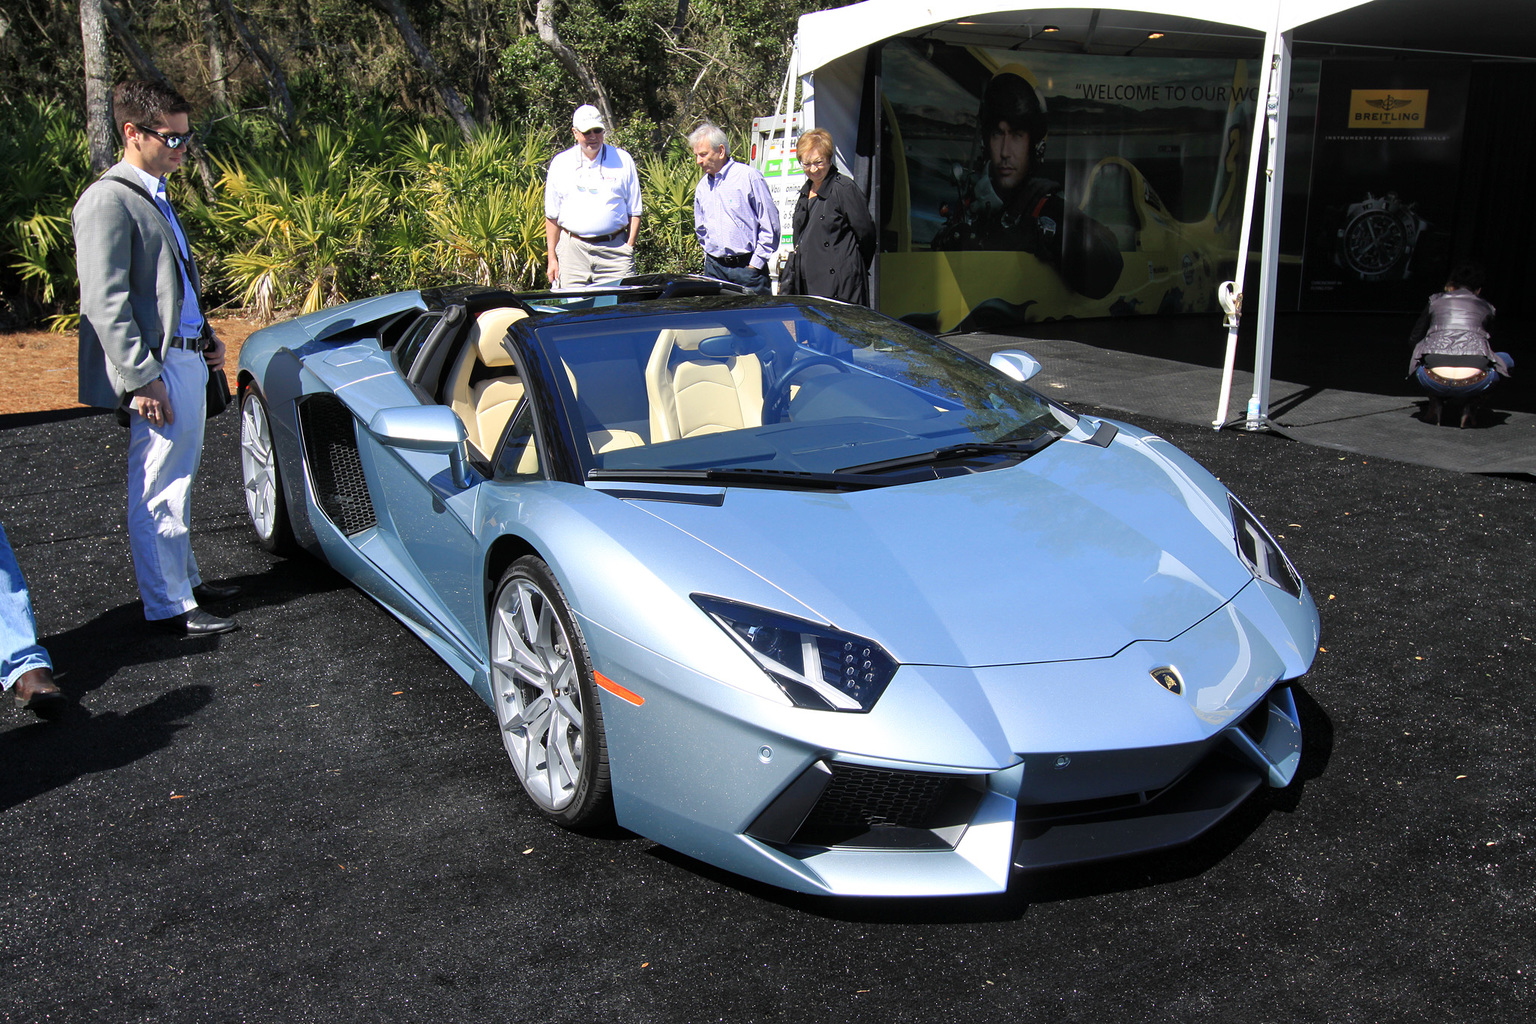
763, 353, 851, 423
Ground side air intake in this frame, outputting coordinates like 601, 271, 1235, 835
299, 395, 377, 535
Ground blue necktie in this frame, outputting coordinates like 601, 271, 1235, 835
153, 179, 203, 339
153, 181, 190, 260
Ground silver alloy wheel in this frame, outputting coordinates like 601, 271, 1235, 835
491, 573, 586, 813
240, 391, 280, 543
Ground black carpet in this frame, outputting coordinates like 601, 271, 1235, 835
1, 407, 1531, 1023
952, 312, 1535, 478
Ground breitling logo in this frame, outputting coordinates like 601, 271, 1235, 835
1348, 89, 1429, 129
1151, 667, 1183, 695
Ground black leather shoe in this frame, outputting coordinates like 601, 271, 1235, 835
168, 607, 239, 636
193, 581, 241, 603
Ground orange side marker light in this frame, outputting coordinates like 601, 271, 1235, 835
594, 671, 644, 706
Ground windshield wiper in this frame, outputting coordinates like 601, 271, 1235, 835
587, 466, 890, 492
835, 436, 1056, 476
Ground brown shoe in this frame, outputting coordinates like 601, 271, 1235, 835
12, 667, 65, 712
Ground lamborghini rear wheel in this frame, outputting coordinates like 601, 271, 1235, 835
489, 556, 612, 827
239, 385, 297, 555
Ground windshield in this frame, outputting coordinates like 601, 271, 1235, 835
532, 299, 1075, 483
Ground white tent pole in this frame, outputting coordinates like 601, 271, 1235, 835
1212, 20, 1283, 429
1245, 28, 1294, 431
770, 37, 797, 162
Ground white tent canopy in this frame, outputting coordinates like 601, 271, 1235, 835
793, 1, 1536, 429
799, 2, 1282, 74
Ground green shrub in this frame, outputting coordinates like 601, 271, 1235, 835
2, 102, 706, 326
0, 98, 92, 328
639, 140, 705, 278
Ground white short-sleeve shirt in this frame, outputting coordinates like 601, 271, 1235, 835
544, 143, 644, 237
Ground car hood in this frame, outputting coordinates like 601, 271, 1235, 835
622, 435, 1253, 666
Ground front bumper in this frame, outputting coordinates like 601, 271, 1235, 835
591, 578, 1316, 897
741, 683, 1301, 892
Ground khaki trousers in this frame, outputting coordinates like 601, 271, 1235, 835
556, 232, 634, 286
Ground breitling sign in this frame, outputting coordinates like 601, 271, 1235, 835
1348, 89, 1430, 128
1302, 61, 1467, 312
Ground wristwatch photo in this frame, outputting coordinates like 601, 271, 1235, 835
1333, 191, 1427, 283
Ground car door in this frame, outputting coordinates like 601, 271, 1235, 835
363, 304, 491, 646
299, 304, 485, 665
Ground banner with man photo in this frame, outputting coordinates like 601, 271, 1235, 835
877, 39, 1262, 332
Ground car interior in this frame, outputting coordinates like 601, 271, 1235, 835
379, 288, 1012, 483
394, 299, 789, 466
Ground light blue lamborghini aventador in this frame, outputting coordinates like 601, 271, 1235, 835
236, 276, 1319, 897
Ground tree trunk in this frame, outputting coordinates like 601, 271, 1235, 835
535, 0, 615, 129
204, 1, 229, 107
103, 1, 218, 199
372, 0, 477, 141
465, 0, 492, 124
103, 1, 171, 88
213, 0, 295, 129
80, 0, 115, 175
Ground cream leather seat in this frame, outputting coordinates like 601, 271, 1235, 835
589, 428, 646, 453
545, 359, 645, 456
444, 307, 528, 456
645, 327, 764, 443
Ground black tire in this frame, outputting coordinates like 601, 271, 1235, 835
488, 555, 612, 827
239, 385, 298, 555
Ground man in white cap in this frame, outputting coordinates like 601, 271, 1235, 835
544, 104, 644, 286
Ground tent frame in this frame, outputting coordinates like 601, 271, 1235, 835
792, 0, 1526, 431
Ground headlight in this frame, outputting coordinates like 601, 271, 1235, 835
692, 595, 898, 712
1228, 495, 1302, 598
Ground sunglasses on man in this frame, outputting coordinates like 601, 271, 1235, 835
133, 123, 196, 149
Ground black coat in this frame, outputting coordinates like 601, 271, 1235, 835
789, 167, 876, 305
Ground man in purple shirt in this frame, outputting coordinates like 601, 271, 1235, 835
690, 123, 780, 295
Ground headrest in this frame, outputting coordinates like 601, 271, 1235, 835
472, 307, 527, 367
663, 327, 733, 353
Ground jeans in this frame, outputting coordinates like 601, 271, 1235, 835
0, 521, 52, 690
1415, 353, 1514, 399
703, 253, 771, 295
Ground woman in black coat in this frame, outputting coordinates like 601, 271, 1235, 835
787, 128, 876, 305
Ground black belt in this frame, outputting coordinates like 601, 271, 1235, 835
1425, 368, 1490, 389
712, 251, 754, 269
165, 335, 204, 351
567, 228, 625, 244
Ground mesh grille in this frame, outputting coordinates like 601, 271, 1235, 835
799, 765, 959, 833
300, 395, 377, 535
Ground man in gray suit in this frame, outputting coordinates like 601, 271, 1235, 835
74, 80, 238, 636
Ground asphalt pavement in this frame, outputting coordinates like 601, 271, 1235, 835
1, 401, 1531, 1024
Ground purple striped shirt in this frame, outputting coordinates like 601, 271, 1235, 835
694, 160, 780, 269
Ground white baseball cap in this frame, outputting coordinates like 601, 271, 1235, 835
572, 105, 605, 133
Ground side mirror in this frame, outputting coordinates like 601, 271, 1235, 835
368, 405, 471, 489
990, 349, 1042, 383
